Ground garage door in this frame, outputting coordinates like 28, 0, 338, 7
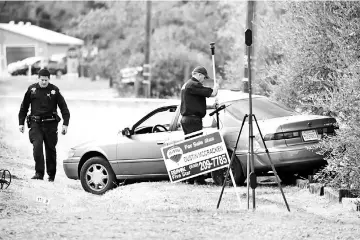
6, 46, 35, 65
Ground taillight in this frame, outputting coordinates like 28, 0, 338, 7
318, 126, 337, 136
264, 127, 337, 141
264, 131, 300, 141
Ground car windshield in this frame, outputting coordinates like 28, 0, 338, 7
226, 98, 296, 121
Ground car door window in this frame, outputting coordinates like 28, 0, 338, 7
135, 107, 177, 134
33, 60, 41, 68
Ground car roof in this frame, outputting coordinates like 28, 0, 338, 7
208, 89, 263, 105
157, 89, 264, 108
21, 56, 44, 65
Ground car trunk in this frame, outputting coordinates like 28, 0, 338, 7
279, 116, 338, 146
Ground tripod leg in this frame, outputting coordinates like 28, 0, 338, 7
246, 134, 250, 209
253, 115, 291, 212
216, 114, 248, 209
229, 169, 242, 210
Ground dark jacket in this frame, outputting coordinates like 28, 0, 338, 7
18, 83, 70, 126
180, 77, 213, 118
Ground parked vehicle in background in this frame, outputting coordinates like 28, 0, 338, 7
8, 56, 43, 76
119, 66, 143, 84
47, 54, 67, 77
7, 55, 67, 76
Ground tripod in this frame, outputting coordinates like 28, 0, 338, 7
216, 113, 290, 212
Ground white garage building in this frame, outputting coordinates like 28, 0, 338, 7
0, 21, 83, 76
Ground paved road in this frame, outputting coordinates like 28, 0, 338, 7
0, 75, 119, 98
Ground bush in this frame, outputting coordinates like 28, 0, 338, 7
310, 75, 360, 192
314, 128, 360, 192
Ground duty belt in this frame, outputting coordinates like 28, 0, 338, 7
29, 115, 56, 123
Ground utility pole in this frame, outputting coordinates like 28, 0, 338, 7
246, 0, 256, 210
143, 0, 152, 98
0, 24, 5, 79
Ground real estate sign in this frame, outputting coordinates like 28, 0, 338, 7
161, 131, 230, 183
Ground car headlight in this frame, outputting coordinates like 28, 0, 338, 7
67, 149, 76, 158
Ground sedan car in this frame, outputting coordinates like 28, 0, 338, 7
63, 90, 338, 194
9, 56, 67, 76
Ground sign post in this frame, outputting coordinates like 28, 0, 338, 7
67, 47, 79, 79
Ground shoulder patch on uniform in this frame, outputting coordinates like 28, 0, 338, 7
30, 88, 36, 94
51, 90, 56, 95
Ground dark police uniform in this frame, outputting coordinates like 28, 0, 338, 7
180, 77, 213, 137
18, 82, 70, 180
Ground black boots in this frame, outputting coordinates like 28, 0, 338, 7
48, 175, 55, 182
31, 172, 44, 180
31, 172, 55, 182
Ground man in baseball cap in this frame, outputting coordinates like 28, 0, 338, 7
179, 66, 219, 184
192, 66, 211, 80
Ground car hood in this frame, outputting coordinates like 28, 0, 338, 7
70, 132, 133, 150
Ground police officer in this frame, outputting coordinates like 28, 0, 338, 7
18, 68, 70, 182
180, 66, 219, 184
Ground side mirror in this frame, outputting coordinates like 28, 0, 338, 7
122, 127, 132, 137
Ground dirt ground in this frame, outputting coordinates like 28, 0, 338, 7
1, 76, 360, 240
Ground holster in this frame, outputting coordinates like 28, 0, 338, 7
54, 113, 61, 123
26, 116, 31, 128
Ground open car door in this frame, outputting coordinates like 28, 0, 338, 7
116, 105, 177, 177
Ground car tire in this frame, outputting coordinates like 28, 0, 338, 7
278, 173, 296, 185
80, 156, 116, 195
211, 151, 246, 186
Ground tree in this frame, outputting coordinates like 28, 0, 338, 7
257, 2, 360, 110
0, 1, 97, 32
66, 1, 230, 97
216, 1, 247, 90
150, 1, 226, 96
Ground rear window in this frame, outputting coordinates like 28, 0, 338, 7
226, 98, 296, 120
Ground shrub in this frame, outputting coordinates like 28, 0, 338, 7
251, 1, 360, 192
310, 75, 360, 192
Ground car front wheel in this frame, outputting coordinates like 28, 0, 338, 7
80, 157, 116, 195
211, 152, 245, 186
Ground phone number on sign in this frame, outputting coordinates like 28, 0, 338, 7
191, 154, 228, 172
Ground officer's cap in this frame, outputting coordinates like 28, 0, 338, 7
38, 68, 50, 78
192, 66, 210, 79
